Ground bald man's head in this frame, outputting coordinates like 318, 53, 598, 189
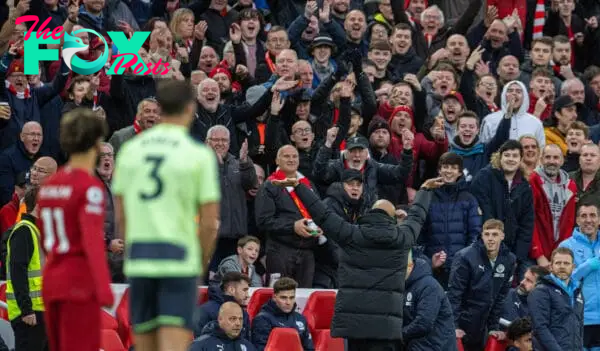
372, 199, 396, 217
20, 122, 43, 155
30, 157, 57, 185
218, 302, 243, 339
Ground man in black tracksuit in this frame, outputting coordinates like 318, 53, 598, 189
448, 219, 516, 351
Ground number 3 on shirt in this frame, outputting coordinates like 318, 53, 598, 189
140, 155, 165, 201
41, 208, 70, 253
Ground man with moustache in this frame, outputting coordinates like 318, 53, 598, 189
528, 247, 584, 351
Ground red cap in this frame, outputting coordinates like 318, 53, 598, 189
209, 60, 232, 81
443, 91, 465, 106
7, 59, 25, 76
391, 105, 414, 119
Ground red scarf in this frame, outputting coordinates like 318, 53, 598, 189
265, 52, 276, 73
487, 102, 499, 113
332, 108, 340, 125
5, 80, 30, 99
340, 139, 346, 151
532, 0, 546, 40
257, 122, 266, 145
425, 33, 435, 48
567, 25, 576, 66
133, 120, 142, 134
267, 169, 312, 219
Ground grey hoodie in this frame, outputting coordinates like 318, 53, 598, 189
217, 255, 263, 287
479, 80, 545, 147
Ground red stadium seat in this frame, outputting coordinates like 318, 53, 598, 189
198, 286, 208, 305
115, 289, 133, 349
457, 338, 464, 351
314, 329, 344, 351
303, 291, 336, 345
485, 335, 507, 351
101, 310, 118, 330
101, 329, 126, 351
247, 288, 273, 321
264, 328, 303, 351
0, 283, 7, 320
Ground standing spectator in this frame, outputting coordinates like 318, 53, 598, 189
251, 277, 314, 351
559, 202, 600, 351
190, 302, 256, 351
255, 145, 320, 288
570, 143, 600, 207
502, 265, 549, 323
403, 254, 457, 351
0, 121, 43, 206
216, 236, 263, 287
448, 219, 516, 351
194, 272, 251, 340
270, 175, 444, 351
206, 126, 257, 278
108, 98, 160, 156
418, 152, 482, 288
528, 247, 584, 351
470, 140, 534, 279
529, 144, 577, 270
0, 172, 25, 234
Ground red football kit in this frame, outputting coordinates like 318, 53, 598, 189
38, 167, 114, 351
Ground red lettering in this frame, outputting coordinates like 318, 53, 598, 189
16, 15, 64, 42
37, 17, 53, 40
143, 61, 154, 75
132, 62, 144, 75
50, 26, 64, 40
159, 62, 171, 76
16, 15, 39, 41
150, 58, 164, 75
111, 53, 137, 73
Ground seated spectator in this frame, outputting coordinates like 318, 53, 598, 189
251, 277, 314, 351
403, 253, 457, 351
189, 302, 256, 351
448, 219, 516, 351
194, 272, 251, 339
216, 236, 263, 287
502, 265, 549, 323
506, 317, 534, 351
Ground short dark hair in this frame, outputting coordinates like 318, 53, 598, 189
576, 200, 600, 216
237, 235, 260, 248
507, 317, 532, 341
369, 40, 391, 52
221, 272, 251, 290
553, 34, 570, 45
438, 152, 463, 171
393, 23, 412, 34
551, 247, 574, 262
584, 65, 600, 83
498, 140, 524, 158
362, 59, 377, 69
23, 186, 39, 213
457, 110, 480, 127
532, 36, 554, 49
156, 80, 196, 116
531, 67, 553, 80
60, 108, 108, 155
273, 277, 297, 294
527, 265, 550, 280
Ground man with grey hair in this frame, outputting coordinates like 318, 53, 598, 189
205, 125, 257, 281
109, 97, 160, 155
529, 144, 577, 270
560, 78, 600, 126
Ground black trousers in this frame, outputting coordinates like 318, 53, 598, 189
347, 339, 403, 351
11, 311, 47, 351
266, 240, 315, 288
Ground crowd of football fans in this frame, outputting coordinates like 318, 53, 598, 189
1, 0, 600, 349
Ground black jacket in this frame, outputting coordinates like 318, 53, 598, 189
190, 324, 256, 351
295, 184, 433, 340
403, 258, 457, 351
7, 214, 38, 318
447, 240, 516, 344
0, 142, 37, 206
251, 299, 314, 351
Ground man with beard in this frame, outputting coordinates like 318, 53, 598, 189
470, 140, 534, 280
448, 219, 516, 351
560, 202, 600, 351
562, 122, 589, 172
387, 23, 424, 78
480, 81, 546, 147
502, 265, 549, 323
419, 152, 482, 289
109, 98, 160, 155
570, 143, 600, 207
551, 36, 578, 81
528, 247, 584, 351
449, 111, 510, 181
529, 145, 577, 271
343, 10, 368, 55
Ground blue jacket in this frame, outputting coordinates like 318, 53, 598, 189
418, 179, 481, 270
194, 284, 251, 340
448, 240, 516, 342
403, 259, 457, 351
190, 324, 256, 351
528, 274, 584, 351
0, 141, 36, 206
251, 299, 314, 351
470, 166, 534, 262
558, 228, 600, 326
501, 288, 530, 324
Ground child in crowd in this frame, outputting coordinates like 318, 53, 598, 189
217, 236, 263, 287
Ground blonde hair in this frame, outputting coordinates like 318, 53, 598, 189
169, 8, 194, 39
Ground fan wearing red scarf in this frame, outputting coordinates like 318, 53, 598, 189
255, 145, 321, 288
108, 98, 161, 155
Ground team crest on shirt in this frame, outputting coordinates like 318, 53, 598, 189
494, 264, 505, 278
296, 321, 305, 331
85, 186, 104, 214
405, 292, 413, 306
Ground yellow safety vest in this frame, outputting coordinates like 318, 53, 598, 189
6, 219, 44, 321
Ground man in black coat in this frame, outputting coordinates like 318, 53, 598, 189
271, 175, 444, 351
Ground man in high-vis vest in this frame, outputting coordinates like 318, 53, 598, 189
6, 186, 47, 350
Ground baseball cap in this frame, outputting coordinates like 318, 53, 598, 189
553, 95, 576, 113
341, 169, 364, 183
443, 91, 465, 106
346, 136, 369, 150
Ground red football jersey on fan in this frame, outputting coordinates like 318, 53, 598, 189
38, 167, 113, 306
